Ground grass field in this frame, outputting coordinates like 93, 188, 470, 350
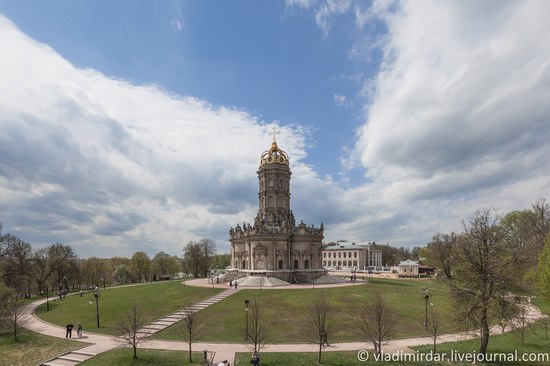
78, 348, 204, 365
0, 329, 87, 366
155, 278, 459, 342
34, 281, 222, 336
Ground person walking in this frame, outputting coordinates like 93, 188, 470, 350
234, 281, 237, 289
66, 323, 73, 338
77, 322, 83, 338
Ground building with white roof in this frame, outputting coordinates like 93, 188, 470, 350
322, 241, 383, 270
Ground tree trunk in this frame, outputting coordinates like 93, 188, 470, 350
189, 342, 192, 362
318, 340, 322, 363
479, 307, 490, 355
133, 345, 137, 359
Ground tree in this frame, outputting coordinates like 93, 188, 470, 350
0, 234, 32, 295
183, 242, 203, 278
117, 303, 151, 359
130, 252, 150, 283
1, 294, 26, 341
424, 232, 457, 280
303, 292, 333, 363
358, 293, 398, 356
449, 208, 527, 356
537, 235, 550, 299
178, 309, 204, 363
28, 248, 53, 294
245, 297, 269, 354
47, 243, 79, 292
427, 303, 441, 352
199, 238, 217, 277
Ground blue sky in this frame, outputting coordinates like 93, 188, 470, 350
1, 1, 549, 258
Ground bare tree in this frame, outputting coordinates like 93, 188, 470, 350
178, 309, 204, 363
359, 293, 399, 356
117, 303, 151, 359
427, 303, 441, 352
245, 297, 269, 354
303, 291, 333, 363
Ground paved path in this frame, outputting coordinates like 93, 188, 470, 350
21, 280, 546, 366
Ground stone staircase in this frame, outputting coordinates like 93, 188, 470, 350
139, 288, 240, 336
40, 350, 96, 366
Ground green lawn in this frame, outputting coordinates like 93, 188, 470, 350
0, 329, 87, 366
35, 281, 222, 336
412, 320, 550, 365
156, 279, 459, 342
78, 348, 204, 365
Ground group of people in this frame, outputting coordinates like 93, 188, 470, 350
65, 322, 83, 338
228, 280, 238, 289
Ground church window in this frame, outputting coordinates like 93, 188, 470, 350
305, 260, 309, 269
278, 260, 284, 269
293, 260, 299, 269
277, 196, 284, 208
268, 196, 274, 207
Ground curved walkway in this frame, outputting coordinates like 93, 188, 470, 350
22, 279, 546, 366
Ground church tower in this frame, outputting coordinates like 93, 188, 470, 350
255, 138, 295, 228
228, 128, 326, 284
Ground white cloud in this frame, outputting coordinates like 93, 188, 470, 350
0, 15, 310, 257
333, 93, 348, 107
170, 19, 183, 32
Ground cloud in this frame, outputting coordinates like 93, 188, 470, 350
170, 19, 183, 32
0, 15, 311, 257
333, 94, 349, 107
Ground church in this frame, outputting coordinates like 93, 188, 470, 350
227, 131, 326, 284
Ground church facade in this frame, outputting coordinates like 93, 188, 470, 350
228, 137, 326, 283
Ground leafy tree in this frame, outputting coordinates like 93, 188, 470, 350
537, 235, 550, 298
47, 243, 79, 292
424, 232, 457, 279
0, 234, 32, 295
303, 292, 333, 363
80, 257, 109, 288
359, 293, 398, 355
130, 252, 150, 283
183, 242, 203, 278
449, 208, 527, 356
28, 248, 53, 294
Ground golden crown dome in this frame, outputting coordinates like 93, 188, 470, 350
260, 141, 289, 166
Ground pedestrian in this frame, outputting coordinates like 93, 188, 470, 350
322, 329, 330, 347
250, 352, 260, 366
77, 322, 83, 338
80, 289, 83, 297
66, 323, 73, 338
234, 281, 237, 289
229, 281, 232, 289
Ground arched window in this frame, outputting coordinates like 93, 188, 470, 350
304, 260, 309, 269
278, 260, 284, 269
268, 196, 274, 207
293, 260, 299, 269
353, 261, 358, 267
277, 196, 284, 208
322, 261, 326, 266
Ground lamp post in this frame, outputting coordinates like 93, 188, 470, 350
46, 286, 49, 311
90, 289, 100, 328
244, 299, 250, 339
422, 287, 431, 331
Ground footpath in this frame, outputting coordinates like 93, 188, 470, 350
21, 279, 545, 366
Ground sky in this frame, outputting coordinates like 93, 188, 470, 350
1, 0, 549, 258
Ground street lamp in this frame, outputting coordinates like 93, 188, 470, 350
244, 299, 250, 339
89, 289, 100, 328
46, 286, 49, 311
422, 287, 431, 331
